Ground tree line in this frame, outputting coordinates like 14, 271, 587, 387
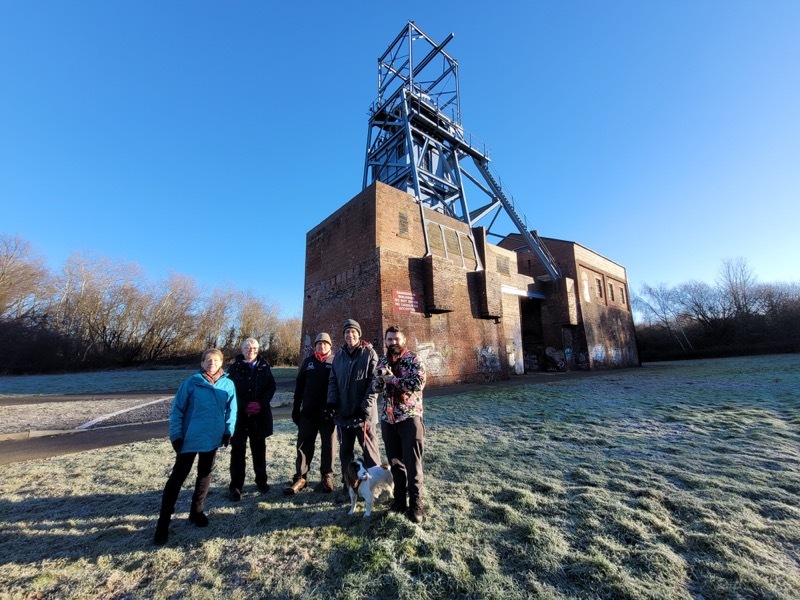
0, 234, 301, 374
633, 258, 800, 361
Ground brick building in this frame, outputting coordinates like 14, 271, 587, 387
301, 181, 639, 386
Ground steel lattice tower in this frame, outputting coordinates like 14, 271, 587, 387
363, 21, 561, 279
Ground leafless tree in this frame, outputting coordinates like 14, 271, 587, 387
635, 283, 693, 352
232, 290, 280, 353
0, 235, 51, 320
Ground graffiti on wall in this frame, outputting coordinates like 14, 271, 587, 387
477, 346, 501, 373
544, 346, 566, 372
590, 344, 623, 367
414, 341, 453, 376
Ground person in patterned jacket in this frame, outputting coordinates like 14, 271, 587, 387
372, 325, 427, 523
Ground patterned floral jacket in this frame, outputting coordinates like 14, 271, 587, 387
372, 350, 426, 424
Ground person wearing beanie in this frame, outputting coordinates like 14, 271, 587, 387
326, 319, 382, 502
284, 332, 336, 495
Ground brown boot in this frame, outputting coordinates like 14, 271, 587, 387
407, 496, 425, 524
283, 477, 306, 495
319, 474, 334, 493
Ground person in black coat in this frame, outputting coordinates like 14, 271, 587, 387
284, 332, 336, 495
226, 337, 276, 500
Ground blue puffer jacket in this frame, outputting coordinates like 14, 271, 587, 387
169, 371, 238, 453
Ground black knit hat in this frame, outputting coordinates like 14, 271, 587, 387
342, 319, 362, 336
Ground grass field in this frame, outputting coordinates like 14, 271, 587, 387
0, 367, 298, 397
0, 355, 798, 599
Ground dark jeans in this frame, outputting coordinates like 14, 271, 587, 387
339, 420, 381, 483
295, 416, 337, 481
229, 429, 267, 491
159, 450, 217, 517
381, 417, 425, 501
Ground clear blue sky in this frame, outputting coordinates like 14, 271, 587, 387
2, 1, 798, 317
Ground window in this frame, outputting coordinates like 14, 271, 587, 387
426, 222, 445, 256
620, 287, 626, 305
398, 212, 409, 237
595, 278, 603, 298
497, 255, 510, 275
608, 283, 615, 302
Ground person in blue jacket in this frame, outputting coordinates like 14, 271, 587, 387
154, 348, 237, 545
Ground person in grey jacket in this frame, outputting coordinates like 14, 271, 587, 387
154, 348, 237, 545
326, 319, 381, 501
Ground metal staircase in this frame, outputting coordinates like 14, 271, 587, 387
474, 160, 561, 279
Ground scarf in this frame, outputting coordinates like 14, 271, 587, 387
202, 369, 223, 385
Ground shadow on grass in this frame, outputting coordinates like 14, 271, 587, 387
0, 483, 408, 566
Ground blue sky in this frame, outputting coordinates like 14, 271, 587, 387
2, 1, 798, 317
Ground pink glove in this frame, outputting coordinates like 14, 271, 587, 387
246, 401, 261, 416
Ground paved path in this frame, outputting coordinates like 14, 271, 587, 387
0, 371, 591, 465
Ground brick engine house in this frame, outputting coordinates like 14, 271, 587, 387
300, 22, 639, 385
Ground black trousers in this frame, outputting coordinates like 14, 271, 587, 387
229, 429, 267, 491
381, 417, 425, 501
294, 416, 337, 481
338, 420, 382, 483
159, 450, 217, 517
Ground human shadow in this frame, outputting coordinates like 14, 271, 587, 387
0, 482, 400, 566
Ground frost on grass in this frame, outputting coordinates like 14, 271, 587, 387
0, 355, 799, 599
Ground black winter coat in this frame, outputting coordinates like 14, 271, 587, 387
227, 354, 276, 438
293, 352, 334, 420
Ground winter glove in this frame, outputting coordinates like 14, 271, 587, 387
171, 438, 183, 453
222, 433, 231, 447
246, 401, 261, 416
291, 408, 300, 426
322, 406, 335, 421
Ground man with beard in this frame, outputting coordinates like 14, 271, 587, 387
326, 318, 381, 502
373, 325, 427, 523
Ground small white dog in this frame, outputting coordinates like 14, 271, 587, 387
343, 458, 394, 517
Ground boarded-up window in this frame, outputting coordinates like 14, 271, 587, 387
398, 212, 409, 237
444, 228, 460, 257
426, 222, 446, 257
460, 234, 475, 259
496, 255, 510, 275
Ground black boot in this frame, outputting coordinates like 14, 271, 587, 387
407, 496, 425, 524
153, 516, 170, 545
188, 508, 209, 527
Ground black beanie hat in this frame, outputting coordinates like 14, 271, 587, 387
342, 319, 362, 336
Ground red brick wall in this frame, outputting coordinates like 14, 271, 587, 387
301, 183, 638, 383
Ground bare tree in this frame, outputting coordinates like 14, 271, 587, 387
266, 317, 302, 366
0, 235, 50, 320
718, 257, 763, 318
139, 274, 201, 361
635, 283, 693, 352
232, 290, 280, 353
675, 280, 733, 342
192, 287, 240, 353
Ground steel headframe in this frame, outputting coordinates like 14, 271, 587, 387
363, 21, 561, 280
